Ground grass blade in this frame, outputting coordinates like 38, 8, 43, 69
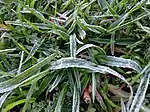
22, 81, 37, 112
2, 98, 35, 112
0, 91, 11, 108
121, 98, 127, 112
76, 44, 101, 55
129, 63, 150, 112
48, 74, 63, 92
92, 73, 96, 103
26, 7, 66, 31
137, 22, 150, 34
23, 38, 45, 64
54, 83, 68, 112
81, 73, 90, 94
72, 84, 80, 112
0, 49, 16, 54
17, 51, 24, 75
104, 0, 118, 19
50, 57, 133, 105
34, 74, 54, 98
70, 34, 77, 57
0, 53, 56, 93
99, 56, 142, 73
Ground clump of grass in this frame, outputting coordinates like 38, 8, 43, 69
0, 0, 150, 112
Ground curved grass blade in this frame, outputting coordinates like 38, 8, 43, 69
54, 83, 69, 112
0, 91, 11, 108
129, 63, 150, 112
50, 57, 133, 105
76, 44, 105, 55
79, 19, 106, 33
2, 98, 35, 112
99, 56, 142, 73
0, 53, 56, 93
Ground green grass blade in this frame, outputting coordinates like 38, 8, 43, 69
108, 13, 148, 32
5, 21, 51, 30
96, 91, 108, 112
54, 83, 69, 112
129, 63, 150, 112
17, 51, 24, 75
0, 48, 16, 54
110, 32, 115, 55
70, 34, 77, 57
23, 38, 45, 64
26, 7, 66, 31
2, 98, 35, 112
0, 54, 12, 71
79, 19, 106, 33
81, 73, 90, 94
24, 19, 43, 32
101, 91, 120, 109
22, 81, 37, 112
34, 74, 54, 98
76, 44, 101, 55
7, 36, 37, 61
99, 56, 142, 73
0, 53, 56, 93
48, 74, 63, 92
108, 0, 146, 31
50, 57, 133, 105
92, 73, 96, 103
74, 70, 81, 93
20, 69, 50, 87
0, 91, 11, 108
72, 84, 80, 112
104, 0, 118, 19
137, 21, 150, 33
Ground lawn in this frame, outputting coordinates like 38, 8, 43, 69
0, 0, 150, 112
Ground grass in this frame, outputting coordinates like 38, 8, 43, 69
0, 0, 150, 112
